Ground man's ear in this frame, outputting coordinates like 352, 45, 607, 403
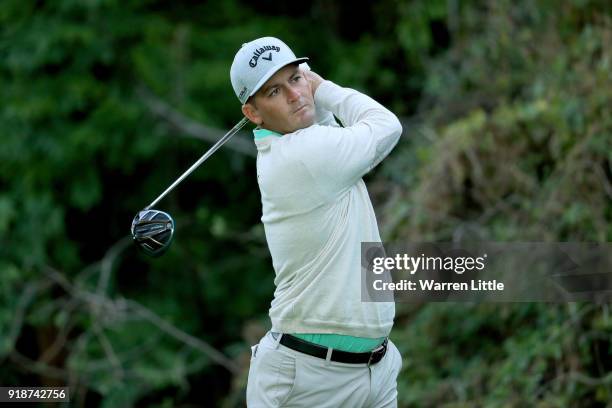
242, 102, 263, 126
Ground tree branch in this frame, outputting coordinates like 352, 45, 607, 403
96, 235, 132, 299
138, 87, 256, 158
1, 279, 54, 365
42, 265, 240, 375
125, 299, 240, 374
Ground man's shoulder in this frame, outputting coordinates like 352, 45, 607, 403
265, 125, 322, 153
287, 123, 326, 138
283, 124, 338, 146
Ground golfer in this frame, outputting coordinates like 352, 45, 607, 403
230, 37, 403, 407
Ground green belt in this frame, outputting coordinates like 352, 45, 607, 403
292, 333, 386, 353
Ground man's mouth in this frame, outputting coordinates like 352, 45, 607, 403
293, 104, 307, 114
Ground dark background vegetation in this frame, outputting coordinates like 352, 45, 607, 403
1, 0, 610, 406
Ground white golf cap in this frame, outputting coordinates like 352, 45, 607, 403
230, 37, 309, 104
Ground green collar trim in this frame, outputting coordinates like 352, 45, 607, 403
253, 128, 282, 140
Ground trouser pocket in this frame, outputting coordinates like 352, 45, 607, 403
247, 344, 298, 407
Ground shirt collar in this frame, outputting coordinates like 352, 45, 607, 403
253, 127, 282, 140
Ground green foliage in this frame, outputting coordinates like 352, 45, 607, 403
0, 0, 610, 406
1, 0, 275, 405
393, 304, 611, 406
384, 0, 611, 243
378, 1, 612, 406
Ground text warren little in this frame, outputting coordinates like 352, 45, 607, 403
373, 279, 505, 291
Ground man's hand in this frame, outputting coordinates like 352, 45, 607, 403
303, 69, 324, 97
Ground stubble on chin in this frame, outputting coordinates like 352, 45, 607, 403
295, 108, 315, 131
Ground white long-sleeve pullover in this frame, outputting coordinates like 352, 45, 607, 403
254, 80, 402, 338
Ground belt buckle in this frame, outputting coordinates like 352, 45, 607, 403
367, 340, 387, 367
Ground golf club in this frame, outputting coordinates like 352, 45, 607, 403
131, 117, 250, 256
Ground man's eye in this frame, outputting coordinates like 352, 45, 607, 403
269, 88, 279, 97
292, 75, 302, 82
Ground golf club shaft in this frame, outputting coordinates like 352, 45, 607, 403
144, 117, 250, 210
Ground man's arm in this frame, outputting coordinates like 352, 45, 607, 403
299, 65, 339, 127
289, 71, 402, 196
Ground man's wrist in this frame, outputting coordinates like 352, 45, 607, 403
314, 80, 340, 110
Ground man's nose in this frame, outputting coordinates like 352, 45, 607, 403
286, 85, 300, 102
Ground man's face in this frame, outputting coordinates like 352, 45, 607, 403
243, 64, 315, 134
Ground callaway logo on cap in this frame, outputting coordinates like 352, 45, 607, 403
230, 37, 309, 104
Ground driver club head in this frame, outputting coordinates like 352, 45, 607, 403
131, 209, 175, 257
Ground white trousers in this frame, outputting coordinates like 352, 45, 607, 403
246, 332, 402, 407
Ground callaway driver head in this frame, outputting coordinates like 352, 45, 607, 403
131, 209, 175, 257
130, 118, 249, 258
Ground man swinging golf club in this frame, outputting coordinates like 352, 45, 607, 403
231, 37, 403, 407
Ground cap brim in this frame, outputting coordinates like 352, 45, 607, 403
246, 57, 309, 102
